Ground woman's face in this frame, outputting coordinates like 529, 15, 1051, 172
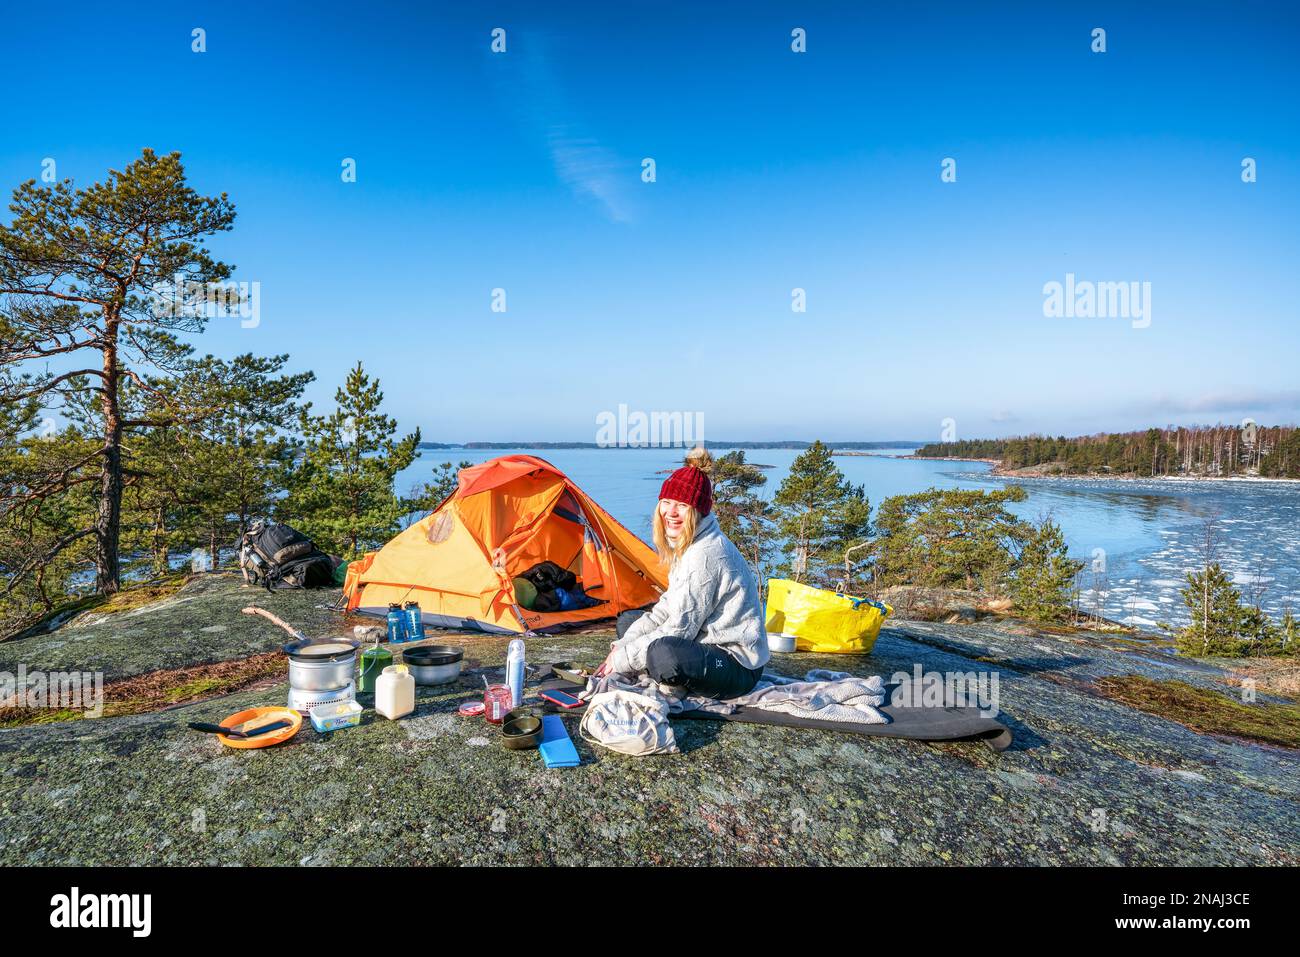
659, 498, 689, 538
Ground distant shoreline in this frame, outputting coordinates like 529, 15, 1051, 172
830, 450, 917, 458
905, 455, 1300, 485
904, 455, 1001, 464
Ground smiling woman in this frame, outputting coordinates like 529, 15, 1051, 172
597, 448, 771, 699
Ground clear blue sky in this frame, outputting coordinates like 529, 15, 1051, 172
3, 0, 1298, 443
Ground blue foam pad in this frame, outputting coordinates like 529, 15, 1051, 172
539, 714, 580, 767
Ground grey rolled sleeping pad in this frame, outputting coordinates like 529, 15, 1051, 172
537, 676, 1013, 752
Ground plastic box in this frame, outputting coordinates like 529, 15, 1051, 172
309, 698, 364, 732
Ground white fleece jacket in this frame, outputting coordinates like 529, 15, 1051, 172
610, 512, 770, 675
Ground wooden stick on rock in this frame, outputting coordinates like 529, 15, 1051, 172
241, 606, 306, 641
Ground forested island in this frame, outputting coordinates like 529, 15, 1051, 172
915, 426, 1300, 479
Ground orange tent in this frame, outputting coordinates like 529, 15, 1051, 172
344, 455, 667, 634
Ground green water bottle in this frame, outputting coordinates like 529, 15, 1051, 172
358, 642, 393, 694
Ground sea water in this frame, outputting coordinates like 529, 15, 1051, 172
396, 447, 1300, 629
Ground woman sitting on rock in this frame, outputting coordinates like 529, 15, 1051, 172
595, 448, 770, 699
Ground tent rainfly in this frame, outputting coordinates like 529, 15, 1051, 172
344, 455, 667, 634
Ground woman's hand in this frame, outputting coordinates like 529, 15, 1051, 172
593, 642, 617, 678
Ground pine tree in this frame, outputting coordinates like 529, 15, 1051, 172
772, 441, 870, 588
1279, 606, 1299, 657
0, 403, 99, 636
872, 486, 1030, 593
1010, 517, 1084, 622
710, 450, 774, 586
1237, 604, 1284, 657
405, 459, 473, 523
282, 363, 419, 558
1260, 430, 1300, 478
1177, 563, 1252, 657
125, 353, 313, 570
0, 150, 238, 593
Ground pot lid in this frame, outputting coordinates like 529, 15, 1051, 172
283, 638, 360, 660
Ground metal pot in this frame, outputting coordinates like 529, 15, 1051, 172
501, 715, 542, 750
284, 638, 360, 692
401, 644, 463, 686
501, 706, 544, 750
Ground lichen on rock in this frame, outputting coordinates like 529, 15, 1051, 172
0, 573, 1297, 866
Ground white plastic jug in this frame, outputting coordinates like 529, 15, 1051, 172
376, 664, 415, 720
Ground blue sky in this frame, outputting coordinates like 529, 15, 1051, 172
3, 0, 1298, 443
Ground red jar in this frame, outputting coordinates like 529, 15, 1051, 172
483, 684, 513, 724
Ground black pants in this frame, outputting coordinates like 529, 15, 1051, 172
616, 609, 763, 700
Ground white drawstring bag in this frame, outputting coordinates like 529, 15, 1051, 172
579, 690, 679, 756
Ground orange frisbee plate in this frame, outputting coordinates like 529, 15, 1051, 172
217, 706, 302, 749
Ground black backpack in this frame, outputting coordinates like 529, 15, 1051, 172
520, 560, 577, 593
238, 520, 336, 591
519, 560, 578, 612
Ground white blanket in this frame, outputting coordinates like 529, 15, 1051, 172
582, 668, 888, 725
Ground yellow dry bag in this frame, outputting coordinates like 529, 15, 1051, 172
765, 578, 892, 654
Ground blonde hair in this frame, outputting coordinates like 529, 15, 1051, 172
652, 502, 699, 567
651, 447, 712, 566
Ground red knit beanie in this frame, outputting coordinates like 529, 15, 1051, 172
659, 452, 713, 516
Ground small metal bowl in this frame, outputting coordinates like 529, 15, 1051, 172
401, 644, 464, 685
768, 633, 798, 653
501, 714, 542, 750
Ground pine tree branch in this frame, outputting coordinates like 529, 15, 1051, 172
0, 526, 97, 599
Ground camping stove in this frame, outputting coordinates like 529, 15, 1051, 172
289, 682, 356, 714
